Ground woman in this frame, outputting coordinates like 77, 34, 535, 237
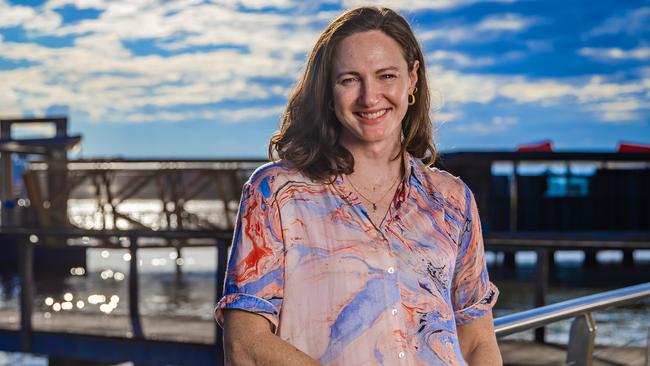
216, 6, 501, 366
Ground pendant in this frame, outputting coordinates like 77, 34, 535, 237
372, 203, 377, 211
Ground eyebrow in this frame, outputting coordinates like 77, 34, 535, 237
335, 66, 400, 80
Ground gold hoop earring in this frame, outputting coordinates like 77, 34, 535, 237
408, 93, 416, 106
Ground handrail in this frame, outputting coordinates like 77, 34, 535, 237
495, 282, 650, 337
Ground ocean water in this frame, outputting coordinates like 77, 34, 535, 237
0, 249, 648, 365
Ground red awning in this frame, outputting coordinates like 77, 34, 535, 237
516, 140, 553, 152
618, 142, 650, 152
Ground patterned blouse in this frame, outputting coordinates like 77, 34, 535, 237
215, 154, 499, 366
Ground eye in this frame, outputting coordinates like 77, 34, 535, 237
381, 73, 397, 80
340, 77, 358, 86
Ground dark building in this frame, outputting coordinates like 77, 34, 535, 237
437, 150, 650, 234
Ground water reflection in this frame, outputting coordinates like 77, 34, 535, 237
0, 248, 648, 346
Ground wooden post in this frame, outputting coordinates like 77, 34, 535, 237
645, 327, 650, 366
18, 234, 34, 352
534, 248, 549, 343
215, 239, 229, 363
129, 236, 144, 338
584, 249, 597, 267
0, 120, 12, 203
623, 249, 635, 266
175, 245, 183, 281
504, 161, 519, 269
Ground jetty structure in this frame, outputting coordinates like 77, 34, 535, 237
0, 116, 649, 365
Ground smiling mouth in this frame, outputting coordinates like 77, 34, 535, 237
355, 109, 389, 120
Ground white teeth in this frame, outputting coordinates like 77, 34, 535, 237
358, 109, 387, 119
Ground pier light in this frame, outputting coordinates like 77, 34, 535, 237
70, 267, 86, 276
100, 303, 114, 314
29, 235, 38, 243
100, 269, 114, 280
63, 293, 73, 301
101, 250, 110, 258
82, 236, 90, 244
44, 297, 54, 306
53, 303, 61, 312
123, 253, 132, 261
76, 301, 85, 309
88, 294, 106, 304
44, 312, 51, 319
110, 295, 120, 303
169, 251, 178, 260
61, 302, 73, 310
114, 272, 125, 281
152, 258, 167, 266
175, 258, 185, 266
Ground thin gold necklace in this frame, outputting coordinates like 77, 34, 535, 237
347, 172, 402, 212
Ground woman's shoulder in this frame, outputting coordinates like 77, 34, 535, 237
244, 160, 310, 200
412, 159, 472, 215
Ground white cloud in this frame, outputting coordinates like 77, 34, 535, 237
583, 6, 650, 38
426, 50, 494, 67
0, 0, 309, 124
218, 105, 285, 123
342, 0, 515, 11
586, 98, 649, 123
429, 66, 500, 104
453, 115, 517, 135
1, 0, 647, 129
0, 1, 37, 28
44, 0, 108, 10
0, 0, 62, 33
428, 66, 649, 123
476, 13, 538, 32
418, 13, 539, 44
578, 47, 650, 62
237, 0, 293, 9
433, 111, 461, 124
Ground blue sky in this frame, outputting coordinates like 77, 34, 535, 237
1, 0, 648, 158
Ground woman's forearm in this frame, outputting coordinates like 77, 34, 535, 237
223, 309, 321, 366
225, 331, 321, 366
464, 339, 503, 366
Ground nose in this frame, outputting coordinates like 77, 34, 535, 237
357, 79, 380, 107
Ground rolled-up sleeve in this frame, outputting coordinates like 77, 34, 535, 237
452, 183, 499, 324
215, 179, 285, 331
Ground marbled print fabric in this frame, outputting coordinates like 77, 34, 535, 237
215, 154, 498, 366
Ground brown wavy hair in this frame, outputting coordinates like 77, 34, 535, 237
268, 6, 436, 182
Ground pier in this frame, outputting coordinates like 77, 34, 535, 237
1, 227, 649, 365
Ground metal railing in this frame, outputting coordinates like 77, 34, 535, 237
494, 282, 650, 366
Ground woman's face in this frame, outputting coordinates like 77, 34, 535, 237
331, 30, 418, 151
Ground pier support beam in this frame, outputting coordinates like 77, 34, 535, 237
534, 248, 549, 343
623, 249, 635, 267
129, 236, 144, 339
18, 235, 33, 352
215, 239, 229, 363
584, 249, 598, 267
503, 251, 516, 269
